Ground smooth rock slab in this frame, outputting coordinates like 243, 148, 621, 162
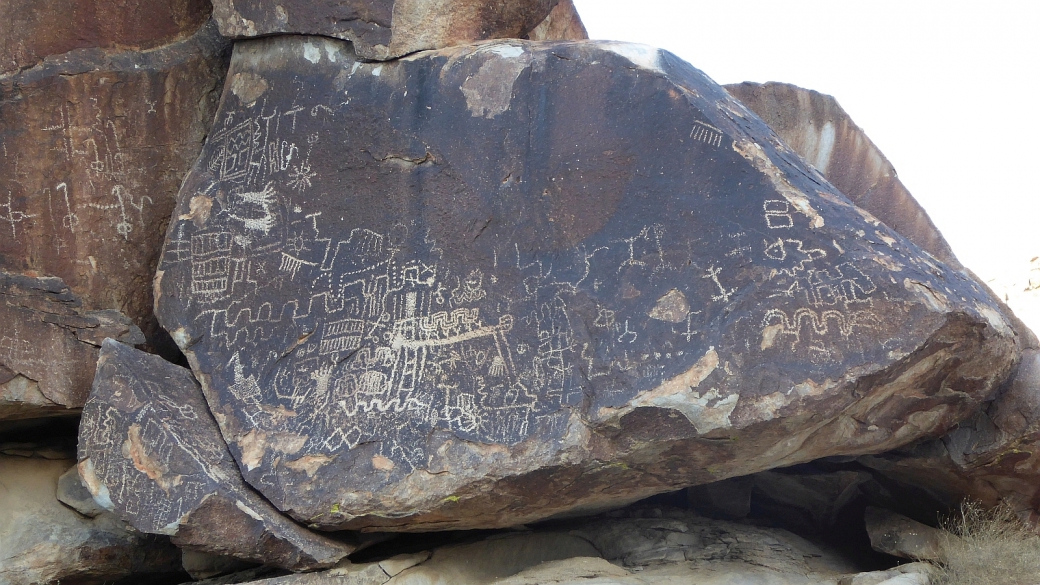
78, 339, 354, 570
211, 0, 565, 60
156, 36, 1017, 531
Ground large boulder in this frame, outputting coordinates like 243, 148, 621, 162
1, 272, 143, 420
0, 20, 229, 356
210, 0, 581, 61
78, 339, 355, 570
0, 454, 183, 585
155, 36, 1017, 532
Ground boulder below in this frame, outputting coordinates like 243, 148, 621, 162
197, 508, 942, 585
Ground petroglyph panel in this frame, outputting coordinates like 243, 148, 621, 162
77, 339, 353, 570
156, 36, 1017, 531
0, 22, 228, 346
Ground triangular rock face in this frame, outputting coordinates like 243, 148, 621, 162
78, 339, 353, 569
155, 36, 1018, 531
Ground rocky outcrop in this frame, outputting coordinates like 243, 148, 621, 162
210, 0, 581, 60
0, 20, 229, 354
0, 272, 144, 420
154, 36, 1017, 532
0, 455, 182, 585
0, 0, 211, 74
724, 82, 960, 271
78, 339, 355, 570
858, 348, 1040, 522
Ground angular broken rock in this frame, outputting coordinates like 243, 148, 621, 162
210, 0, 569, 60
527, 0, 588, 42
1, 272, 143, 420
156, 36, 1017, 531
0, 21, 228, 348
861, 348, 1040, 524
78, 339, 354, 570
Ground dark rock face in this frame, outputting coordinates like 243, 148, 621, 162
156, 36, 1017, 531
724, 82, 961, 271
0, 0, 211, 74
211, 0, 563, 60
0, 21, 229, 350
1, 272, 143, 420
78, 339, 354, 570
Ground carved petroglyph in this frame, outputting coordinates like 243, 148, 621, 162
760, 307, 880, 358
1, 191, 37, 238
690, 121, 724, 148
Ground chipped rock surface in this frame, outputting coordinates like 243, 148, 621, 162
0, 454, 182, 585
0, 21, 229, 350
77, 339, 354, 570
155, 36, 1017, 531
0, 272, 143, 420
210, 0, 569, 61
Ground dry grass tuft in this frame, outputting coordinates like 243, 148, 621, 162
934, 500, 1040, 585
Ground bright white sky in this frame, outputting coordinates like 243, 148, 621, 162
573, 0, 1039, 282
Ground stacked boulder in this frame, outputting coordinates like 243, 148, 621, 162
1, 1, 229, 582
3, 0, 1040, 583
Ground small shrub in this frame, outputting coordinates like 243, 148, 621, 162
934, 500, 1040, 585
